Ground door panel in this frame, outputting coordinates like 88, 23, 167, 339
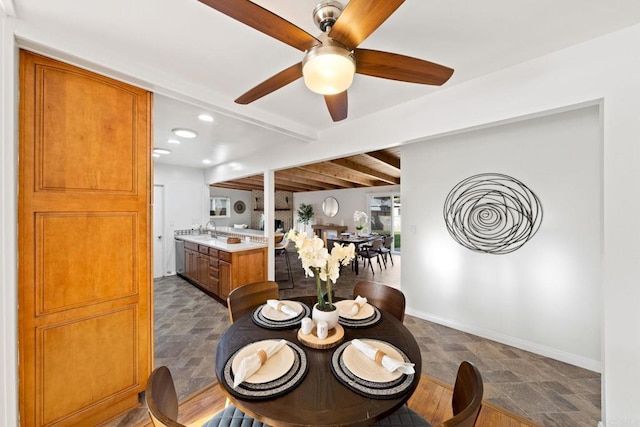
40, 307, 137, 425
19, 50, 152, 426
36, 212, 136, 314
37, 67, 136, 193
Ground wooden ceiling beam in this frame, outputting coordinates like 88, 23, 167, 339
329, 158, 399, 185
208, 148, 401, 192
275, 173, 335, 192
298, 163, 379, 187
279, 167, 359, 189
364, 150, 401, 170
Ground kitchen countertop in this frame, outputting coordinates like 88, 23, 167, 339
177, 234, 267, 253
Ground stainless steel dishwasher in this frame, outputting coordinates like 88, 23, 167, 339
175, 238, 185, 275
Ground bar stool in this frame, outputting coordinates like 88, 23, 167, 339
275, 236, 294, 289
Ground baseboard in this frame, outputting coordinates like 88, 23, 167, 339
405, 307, 602, 373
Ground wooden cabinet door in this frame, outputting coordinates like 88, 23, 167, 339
185, 248, 198, 281
18, 51, 152, 427
197, 253, 210, 289
219, 261, 232, 300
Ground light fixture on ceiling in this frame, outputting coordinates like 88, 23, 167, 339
153, 148, 172, 155
202, 159, 211, 165
168, 139, 180, 144
172, 128, 198, 138
198, 114, 214, 122
301, 2, 355, 95
302, 41, 355, 95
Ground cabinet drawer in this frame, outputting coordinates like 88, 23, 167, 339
184, 241, 198, 251
208, 248, 219, 258
210, 258, 218, 268
219, 251, 231, 262
209, 266, 219, 279
198, 245, 209, 254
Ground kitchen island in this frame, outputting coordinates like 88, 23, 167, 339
176, 234, 268, 303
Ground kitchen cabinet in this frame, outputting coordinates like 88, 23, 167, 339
180, 239, 267, 303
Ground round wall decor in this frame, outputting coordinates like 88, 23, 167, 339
443, 173, 543, 255
233, 200, 246, 214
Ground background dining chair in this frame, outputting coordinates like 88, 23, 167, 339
275, 235, 294, 289
145, 366, 264, 427
376, 236, 395, 268
353, 281, 406, 322
372, 361, 484, 427
227, 280, 279, 322
356, 238, 384, 274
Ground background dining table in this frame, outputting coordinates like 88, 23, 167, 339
215, 296, 422, 427
327, 235, 380, 275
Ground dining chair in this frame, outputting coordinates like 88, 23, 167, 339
353, 281, 406, 322
275, 235, 294, 289
376, 236, 394, 268
227, 280, 280, 322
356, 238, 384, 274
372, 361, 484, 427
145, 366, 264, 427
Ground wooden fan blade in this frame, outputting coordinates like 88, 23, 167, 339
197, 0, 319, 51
329, 0, 404, 48
235, 63, 302, 104
354, 48, 454, 85
324, 91, 348, 122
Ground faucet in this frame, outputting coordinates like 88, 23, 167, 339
205, 220, 217, 238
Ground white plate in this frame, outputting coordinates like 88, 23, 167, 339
343, 340, 404, 383
335, 300, 374, 320
231, 340, 295, 384
260, 301, 304, 321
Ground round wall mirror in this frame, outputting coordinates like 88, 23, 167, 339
322, 196, 339, 217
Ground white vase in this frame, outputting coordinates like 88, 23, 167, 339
312, 303, 340, 330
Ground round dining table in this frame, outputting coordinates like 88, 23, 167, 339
215, 296, 422, 427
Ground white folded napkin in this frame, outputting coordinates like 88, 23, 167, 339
233, 340, 287, 388
266, 299, 298, 317
351, 339, 415, 375
348, 296, 368, 316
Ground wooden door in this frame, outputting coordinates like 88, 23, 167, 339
18, 51, 152, 426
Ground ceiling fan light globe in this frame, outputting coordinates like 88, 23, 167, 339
302, 46, 355, 95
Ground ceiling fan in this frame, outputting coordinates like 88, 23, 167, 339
197, 0, 454, 122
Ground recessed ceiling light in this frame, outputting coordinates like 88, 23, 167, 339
153, 148, 172, 155
202, 159, 211, 164
168, 139, 180, 144
152, 153, 161, 158
172, 128, 198, 138
198, 114, 214, 122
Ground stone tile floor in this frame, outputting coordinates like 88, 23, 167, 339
104, 248, 601, 426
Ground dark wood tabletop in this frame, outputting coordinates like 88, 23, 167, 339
327, 236, 381, 275
215, 296, 422, 427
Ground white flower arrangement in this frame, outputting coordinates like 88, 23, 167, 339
286, 229, 356, 311
353, 210, 368, 230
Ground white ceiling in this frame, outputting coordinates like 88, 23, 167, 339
8, 0, 640, 169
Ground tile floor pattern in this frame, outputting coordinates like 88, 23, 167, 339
104, 247, 601, 426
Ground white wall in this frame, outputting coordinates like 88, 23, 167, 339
154, 163, 209, 275
293, 185, 400, 233
209, 187, 253, 228
403, 106, 602, 369
0, 13, 18, 427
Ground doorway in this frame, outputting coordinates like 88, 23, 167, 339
368, 193, 401, 253
154, 184, 165, 278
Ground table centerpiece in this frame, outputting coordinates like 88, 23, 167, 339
287, 230, 355, 329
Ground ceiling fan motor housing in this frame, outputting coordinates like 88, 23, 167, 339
313, 1, 344, 32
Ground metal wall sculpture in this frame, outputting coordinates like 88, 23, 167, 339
443, 173, 543, 254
